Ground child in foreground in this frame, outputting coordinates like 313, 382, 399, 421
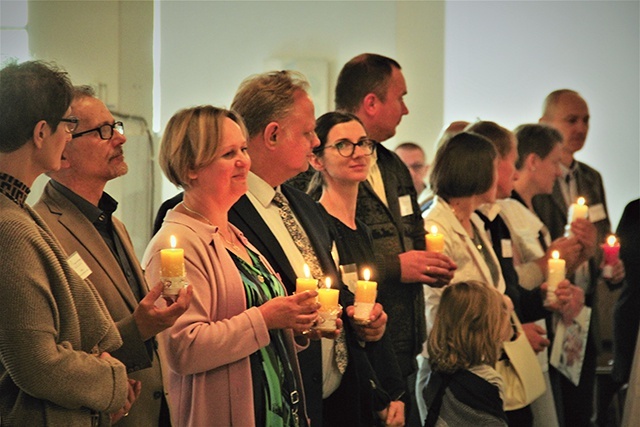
423, 281, 513, 426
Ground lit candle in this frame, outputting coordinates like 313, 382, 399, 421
317, 277, 339, 310
565, 197, 588, 237
316, 277, 340, 331
161, 235, 184, 277
546, 250, 566, 305
601, 234, 620, 279
426, 225, 445, 253
296, 263, 318, 304
160, 235, 187, 296
354, 268, 378, 323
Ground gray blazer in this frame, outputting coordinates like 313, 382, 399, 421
34, 181, 166, 427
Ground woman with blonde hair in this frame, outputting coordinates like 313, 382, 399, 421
143, 105, 317, 426
424, 281, 512, 426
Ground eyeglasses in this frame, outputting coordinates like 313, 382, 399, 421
316, 138, 376, 157
72, 121, 124, 140
59, 117, 79, 134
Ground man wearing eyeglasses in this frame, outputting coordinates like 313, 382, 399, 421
34, 86, 192, 427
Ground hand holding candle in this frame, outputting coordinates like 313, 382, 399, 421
545, 250, 566, 306
315, 277, 340, 331
354, 268, 378, 324
565, 197, 588, 237
601, 234, 620, 279
160, 235, 187, 296
426, 225, 445, 253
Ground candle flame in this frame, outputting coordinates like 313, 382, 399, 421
552, 250, 560, 260
303, 263, 311, 278
607, 235, 617, 246
430, 225, 438, 235
325, 277, 332, 289
170, 235, 177, 249
363, 268, 371, 281
577, 197, 585, 206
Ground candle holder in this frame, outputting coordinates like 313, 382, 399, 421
161, 275, 188, 297
353, 302, 375, 325
314, 305, 342, 332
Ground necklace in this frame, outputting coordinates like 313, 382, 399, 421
181, 202, 241, 251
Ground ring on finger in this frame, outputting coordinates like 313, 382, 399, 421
426, 265, 431, 273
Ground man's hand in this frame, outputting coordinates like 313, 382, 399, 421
602, 258, 625, 285
570, 218, 598, 259
522, 322, 550, 353
347, 303, 387, 342
134, 282, 192, 341
542, 280, 585, 325
398, 250, 456, 286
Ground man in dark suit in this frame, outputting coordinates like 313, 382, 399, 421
534, 89, 625, 426
34, 86, 191, 427
335, 53, 456, 426
226, 70, 406, 427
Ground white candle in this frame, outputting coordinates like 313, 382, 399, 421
354, 268, 378, 323
546, 250, 565, 305
566, 197, 588, 237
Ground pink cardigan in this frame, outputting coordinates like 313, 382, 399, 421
142, 210, 307, 426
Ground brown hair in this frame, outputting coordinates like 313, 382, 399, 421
428, 281, 509, 373
334, 53, 401, 113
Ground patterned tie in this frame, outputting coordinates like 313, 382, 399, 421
272, 191, 348, 374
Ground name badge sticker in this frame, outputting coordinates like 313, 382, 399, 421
67, 251, 92, 280
501, 239, 513, 258
399, 194, 414, 217
588, 203, 607, 223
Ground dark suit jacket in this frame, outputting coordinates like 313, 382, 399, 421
532, 161, 611, 297
612, 199, 640, 383
34, 181, 165, 427
229, 183, 381, 427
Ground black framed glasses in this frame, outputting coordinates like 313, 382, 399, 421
315, 138, 376, 157
59, 117, 79, 134
72, 121, 124, 140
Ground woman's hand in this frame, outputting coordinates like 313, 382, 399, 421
258, 291, 320, 333
570, 218, 598, 259
346, 303, 387, 342
547, 237, 582, 275
377, 400, 405, 427
110, 378, 142, 424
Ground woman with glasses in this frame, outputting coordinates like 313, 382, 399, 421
0, 61, 135, 425
142, 105, 316, 427
307, 111, 406, 427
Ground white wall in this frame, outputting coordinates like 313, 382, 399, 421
444, 0, 639, 229
156, 1, 445, 201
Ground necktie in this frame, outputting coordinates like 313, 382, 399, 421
272, 191, 348, 374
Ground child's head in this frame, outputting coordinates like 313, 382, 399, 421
428, 281, 512, 373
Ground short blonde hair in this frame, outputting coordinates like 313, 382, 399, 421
159, 105, 246, 189
428, 281, 509, 373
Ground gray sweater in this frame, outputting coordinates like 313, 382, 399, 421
0, 196, 128, 426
